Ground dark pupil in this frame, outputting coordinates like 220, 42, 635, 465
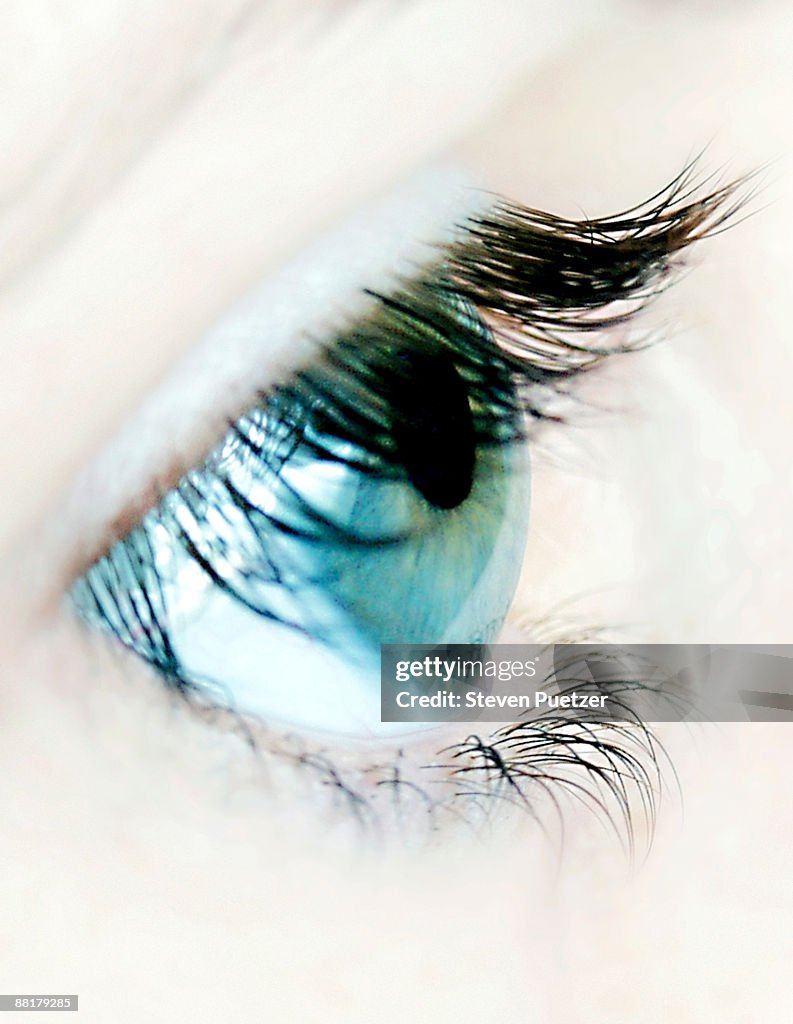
389, 349, 476, 511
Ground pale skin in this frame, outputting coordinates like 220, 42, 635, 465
1, 2, 792, 1022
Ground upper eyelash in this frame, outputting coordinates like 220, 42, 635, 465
228, 163, 749, 487
444, 159, 751, 361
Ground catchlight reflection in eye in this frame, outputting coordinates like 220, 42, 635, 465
71, 288, 530, 737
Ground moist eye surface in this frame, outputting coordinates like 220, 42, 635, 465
71, 281, 531, 732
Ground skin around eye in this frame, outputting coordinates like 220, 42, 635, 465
4, 8, 793, 1024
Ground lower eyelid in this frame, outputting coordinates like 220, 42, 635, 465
42, 550, 664, 848
186, 697, 667, 847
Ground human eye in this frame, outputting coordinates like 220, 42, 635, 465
66, 163, 746, 830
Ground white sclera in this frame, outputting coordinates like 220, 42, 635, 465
154, 442, 530, 738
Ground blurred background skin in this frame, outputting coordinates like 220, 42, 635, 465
1, 2, 792, 1021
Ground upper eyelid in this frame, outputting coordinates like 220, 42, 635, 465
51, 164, 747, 597
43, 166, 487, 588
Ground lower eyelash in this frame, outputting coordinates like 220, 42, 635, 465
200, 695, 668, 852
438, 720, 665, 854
